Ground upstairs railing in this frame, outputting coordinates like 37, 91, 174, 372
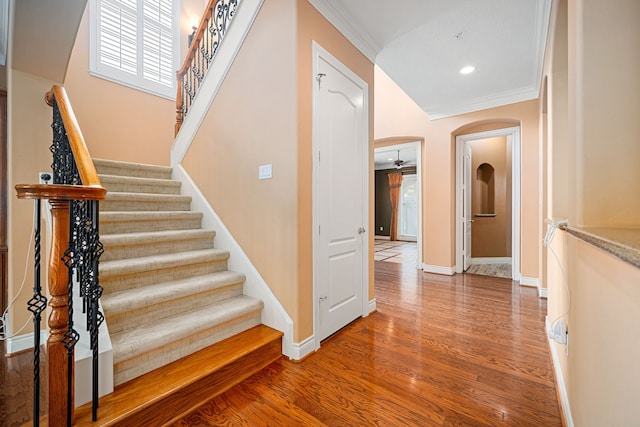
15, 85, 106, 426
175, 0, 240, 135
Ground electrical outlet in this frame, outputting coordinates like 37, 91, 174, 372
549, 320, 568, 344
1, 313, 8, 335
39, 172, 52, 184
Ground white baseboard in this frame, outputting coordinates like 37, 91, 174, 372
519, 276, 540, 288
470, 257, 512, 265
546, 317, 574, 427
5, 330, 48, 355
423, 264, 455, 276
290, 334, 316, 360
174, 165, 295, 359
538, 287, 548, 298
374, 235, 390, 241
367, 298, 376, 314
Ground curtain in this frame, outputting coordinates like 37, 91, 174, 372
388, 172, 403, 241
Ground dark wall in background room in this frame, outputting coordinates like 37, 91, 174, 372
375, 167, 416, 238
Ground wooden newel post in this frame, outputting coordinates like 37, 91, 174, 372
47, 198, 74, 426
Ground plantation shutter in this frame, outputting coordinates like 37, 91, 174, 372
93, 0, 176, 97
98, 0, 138, 75
142, 0, 174, 87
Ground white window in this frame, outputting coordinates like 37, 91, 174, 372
90, 0, 179, 99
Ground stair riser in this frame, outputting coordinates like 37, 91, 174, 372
105, 283, 244, 334
94, 161, 172, 180
101, 260, 229, 293
115, 336, 282, 427
100, 179, 181, 195
114, 311, 262, 386
100, 217, 203, 234
101, 199, 191, 212
102, 235, 215, 261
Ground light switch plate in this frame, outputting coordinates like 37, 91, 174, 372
259, 164, 272, 180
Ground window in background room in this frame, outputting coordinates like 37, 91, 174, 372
90, 0, 179, 99
398, 174, 417, 241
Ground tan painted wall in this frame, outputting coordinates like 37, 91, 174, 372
63, 0, 207, 165
576, 0, 640, 226
569, 238, 640, 425
182, 0, 299, 337
6, 69, 58, 336
183, 0, 374, 343
297, 0, 375, 339
375, 67, 540, 277
544, 1, 640, 425
469, 136, 510, 257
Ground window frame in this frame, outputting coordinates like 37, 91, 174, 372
89, 0, 180, 100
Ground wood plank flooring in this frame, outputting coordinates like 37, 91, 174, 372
175, 262, 561, 426
1, 262, 561, 426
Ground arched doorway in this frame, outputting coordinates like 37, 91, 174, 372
455, 126, 521, 281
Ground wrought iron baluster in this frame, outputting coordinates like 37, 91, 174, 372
28, 198, 47, 427
49, 94, 104, 423
62, 201, 80, 427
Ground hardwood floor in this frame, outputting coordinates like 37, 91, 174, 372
175, 262, 561, 426
0, 346, 48, 427
1, 262, 561, 426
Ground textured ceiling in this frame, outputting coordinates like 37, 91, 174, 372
309, 0, 551, 119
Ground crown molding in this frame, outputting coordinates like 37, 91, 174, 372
307, 0, 381, 62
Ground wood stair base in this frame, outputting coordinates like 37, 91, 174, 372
72, 325, 283, 426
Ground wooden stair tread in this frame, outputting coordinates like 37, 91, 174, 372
73, 325, 283, 426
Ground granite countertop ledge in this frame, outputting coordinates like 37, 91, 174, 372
562, 226, 640, 269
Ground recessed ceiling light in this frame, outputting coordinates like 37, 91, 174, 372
460, 66, 475, 75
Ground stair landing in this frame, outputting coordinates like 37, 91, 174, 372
72, 325, 282, 426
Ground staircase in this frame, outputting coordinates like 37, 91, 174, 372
73, 158, 282, 424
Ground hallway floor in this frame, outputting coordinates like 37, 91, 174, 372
374, 239, 417, 267
177, 262, 562, 426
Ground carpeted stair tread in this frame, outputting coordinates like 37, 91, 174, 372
93, 158, 172, 180
110, 295, 264, 365
100, 211, 203, 233
102, 270, 245, 316
100, 229, 215, 261
99, 174, 182, 195
92, 157, 268, 388
101, 192, 192, 212
101, 229, 215, 247
100, 249, 229, 278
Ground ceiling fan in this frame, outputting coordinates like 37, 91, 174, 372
393, 150, 405, 169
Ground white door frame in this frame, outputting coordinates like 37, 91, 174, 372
311, 42, 370, 350
373, 141, 423, 266
455, 126, 521, 281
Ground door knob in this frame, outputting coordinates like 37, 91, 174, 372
357, 227, 366, 234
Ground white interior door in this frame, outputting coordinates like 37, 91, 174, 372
463, 143, 472, 271
314, 46, 367, 342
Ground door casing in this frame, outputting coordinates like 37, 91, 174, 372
311, 42, 370, 350
455, 126, 521, 280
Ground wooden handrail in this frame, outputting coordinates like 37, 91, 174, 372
176, 0, 218, 78
175, 0, 239, 135
15, 86, 106, 425
45, 86, 102, 187
175, 0, 219, 135
15, 184, 107, 201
